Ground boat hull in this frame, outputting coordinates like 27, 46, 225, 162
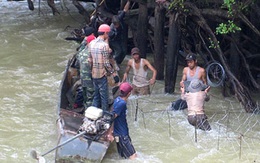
55, 131, 109, 162
55, 53, 113, 163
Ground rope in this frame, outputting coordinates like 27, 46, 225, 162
90, 0, 106, 18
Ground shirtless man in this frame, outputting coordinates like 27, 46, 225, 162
180, 53, 208, 90
122, 47, 157, 95
181, 79, 211, 131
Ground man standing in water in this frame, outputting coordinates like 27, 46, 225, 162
181, 79, 211, 131
172, 53, 209, 111
180, 53, 208, 88
112, 82, 137, 159
88, 24, 114, 111
122, 47, 157, 95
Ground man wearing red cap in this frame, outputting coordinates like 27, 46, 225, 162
122, 47, 157, 95
112, 82, 137, 159
88, 24, 114, 111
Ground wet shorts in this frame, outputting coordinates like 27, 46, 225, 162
115, 135, 136, 158
132, 84, 150, 95
188, 114, 211, 131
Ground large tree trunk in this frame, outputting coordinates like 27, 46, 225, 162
73, 0, 90, 23
47, 0, 60, 15
136, 3, 148, 58
95, 0, 114, 19
227, 29, 241, 95
154, 3, 166, 80
165, 12, 180, 93
184, 2, 258, 113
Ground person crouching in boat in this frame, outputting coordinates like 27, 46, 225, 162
181, 79, 211, 131
112, 82, 137, 159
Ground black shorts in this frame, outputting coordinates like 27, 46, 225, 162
115, 135, 136, 158
188, 114, 211, 131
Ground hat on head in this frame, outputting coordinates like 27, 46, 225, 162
83, 26, 95, 36
131, 47, 140, 55
187, 79, 208, 93
86, 34, 96, 43
98, 24, 110, 33
185, 53, 197, 61
120, 82, 133, 94
112, 15, 120, 24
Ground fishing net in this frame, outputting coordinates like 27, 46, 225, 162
126, 92, 260, 162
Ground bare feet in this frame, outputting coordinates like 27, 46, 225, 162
129, 153, 137, 160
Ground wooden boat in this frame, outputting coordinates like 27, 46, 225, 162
55, 53, 116, 163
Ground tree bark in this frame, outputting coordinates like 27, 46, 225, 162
184, 2, 258, 113
154, 3, 166, 80
165, 12, 180, 93
47, 0, 60, 15
136, 2, 148, 58
73, 0, 90, 23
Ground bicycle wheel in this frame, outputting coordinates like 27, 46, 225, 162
206, 62, 225, 87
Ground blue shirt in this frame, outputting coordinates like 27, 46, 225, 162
112, 96, 129, 136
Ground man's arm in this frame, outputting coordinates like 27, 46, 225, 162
103, 44, 114, 75
200, 68, 207, 85
122, 60, 132, 82
116, 0, 130, 22
180, 86, 186, 100
143, 59, 157, 85
87, 45, 93, 69
123, 0, 130, 12
200, 67, 211, 93
180, 67, 187, 88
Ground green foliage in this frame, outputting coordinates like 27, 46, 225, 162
208, 38, 220, 49
168, 0, 185, 11
222, 0, 236, 16
216, 20, 241, 35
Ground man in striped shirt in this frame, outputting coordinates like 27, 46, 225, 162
88, 24, 114, 111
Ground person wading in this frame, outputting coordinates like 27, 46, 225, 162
112, 82, 137, 159
122, 47, 157, 95
172, 53, 210, 111
180, 53, 208, 88
181, 79, 211, 131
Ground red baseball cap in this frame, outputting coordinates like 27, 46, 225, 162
119, 82, 133, 94
98, 24, 110, 33
86, 34, 96, 43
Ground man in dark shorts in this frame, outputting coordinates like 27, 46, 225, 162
112, 82, 137, 159
181, 79, 211, 131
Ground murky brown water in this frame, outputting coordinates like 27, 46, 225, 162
0, 1, 259, 163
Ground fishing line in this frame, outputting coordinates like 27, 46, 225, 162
126, 72, 162, 83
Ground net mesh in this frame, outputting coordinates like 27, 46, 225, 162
126, 92, 260, 162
